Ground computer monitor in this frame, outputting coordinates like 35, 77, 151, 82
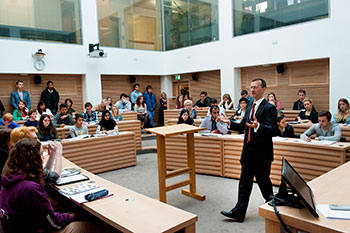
281, 158, 319, 218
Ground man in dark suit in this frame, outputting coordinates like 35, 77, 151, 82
220, 78, 277, 222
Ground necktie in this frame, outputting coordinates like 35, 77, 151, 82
246, 103, 256, 143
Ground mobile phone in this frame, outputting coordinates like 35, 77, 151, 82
329, 205, 350, 211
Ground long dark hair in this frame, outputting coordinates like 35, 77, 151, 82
38, 114, 57, 136
177, 109, 194, 125
99, 110, 116, 130
37, 101, 46, 114
3, 138, 44, 186
0, 126, 11, 152
17, 100, 27, 113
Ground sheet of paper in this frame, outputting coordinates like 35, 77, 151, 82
317, 204, 350, 219
311, 140, 336, 145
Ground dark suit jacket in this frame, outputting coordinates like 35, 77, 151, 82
230, 99, 277, 164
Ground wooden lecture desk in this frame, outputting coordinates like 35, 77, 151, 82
259, 161, 350, 233
57, 120, 142, 150
165, 134, 350, 186
281, 110, 300, 122
61, 132, 136, 174
59, 158, 198, 233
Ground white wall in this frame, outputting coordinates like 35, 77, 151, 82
0, 0, 349, 114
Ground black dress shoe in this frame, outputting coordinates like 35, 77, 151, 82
220, 210, 244, 223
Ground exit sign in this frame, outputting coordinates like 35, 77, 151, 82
175, 75, 181, 81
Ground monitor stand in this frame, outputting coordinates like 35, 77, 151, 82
268, 180, 303, 209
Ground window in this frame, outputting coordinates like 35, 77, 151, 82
98, 0, 163, 51
0, 0, 82, 44
163, 0, 219, 50
233, 0, 328, 36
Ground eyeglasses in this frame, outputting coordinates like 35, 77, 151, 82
213, 111, 219, 114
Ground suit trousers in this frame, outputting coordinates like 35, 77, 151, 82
231, 161, 273, 218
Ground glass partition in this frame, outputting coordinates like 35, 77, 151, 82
163, 0, 219, 50
0, 0, 82, 44
233, 0, 328, 36
98, 0, 163, 51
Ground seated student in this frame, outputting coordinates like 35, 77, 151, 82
301, 111, 341, 142
53, 104, 75, 128
206, 98, 225, 117
115, 93, 132, 113
332, 98, 350, 124
134, 96, 150, 129
231, 97, 248, 123
237, 90, 253, 109
297, 98, 318, 123
64, 98, 76, 117
24, 109, 39, 127
194, 91, 211, 109
36, 101, 53, 120
96, 110, 119, 134
0, 138, 97, 233
10, 126, 62, 183
0, 113, 20, 129
219, 94, 234, 110
267, 92, 281, 110
106, 96, 113, 111
177, 109, 194, 126
69, 114, 88, 138
13, 99, 29, 121
93, 99, 108, 113
276, 114, 298, 138
200, 105, 229, 134
183, 100, 197, 119
0, 126, 11, 187
176, 95, 184, 109
37, 114, 59, 141
293, 89, 306, 110
82, 102, 99, 124
111, 105, 123, 122
0, 100, 5, 118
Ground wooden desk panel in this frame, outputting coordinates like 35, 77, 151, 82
222, 136, 350, 185
165, 134, 223, 176
120, 112, 137, 121
61, 132, 136, 174
60, 158, 197, 233
57, 120, 142, 150
259, 162, 350, 233
164, 109, 181, 126
282, 110, 300, 122
167, 118, 203, 127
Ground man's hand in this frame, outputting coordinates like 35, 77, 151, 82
61, 115, 68, 119
60, 124, 65, 128
218, 116, 230, 124
211, 129, 219, 134
246, 116, 258, 128
305, 136, 311, 142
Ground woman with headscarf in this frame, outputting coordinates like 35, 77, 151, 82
96, 110, 119, 134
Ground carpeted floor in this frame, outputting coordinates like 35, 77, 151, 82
98, 138, 277, 233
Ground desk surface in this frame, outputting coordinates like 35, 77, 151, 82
146, 124, 205, 137
259, 161, 350, 233
60, 158, 197, 233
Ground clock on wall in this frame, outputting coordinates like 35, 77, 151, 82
34, 59, 45, 71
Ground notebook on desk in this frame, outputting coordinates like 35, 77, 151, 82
56, 174, 89, 186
